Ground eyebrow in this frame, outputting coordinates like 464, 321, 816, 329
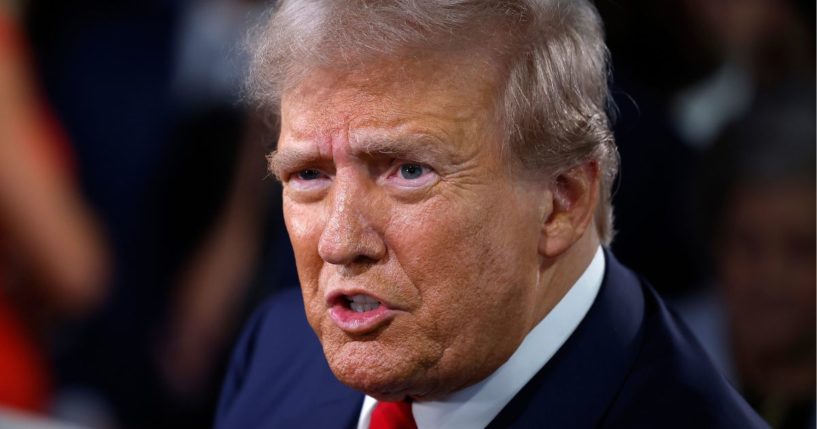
269, 132, 455, 179
267, 146, 320, 181
354, 133, 453, 165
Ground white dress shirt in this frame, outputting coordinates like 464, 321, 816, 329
356, 246, 606, 429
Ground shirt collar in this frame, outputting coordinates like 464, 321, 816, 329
357, 246, 606, 429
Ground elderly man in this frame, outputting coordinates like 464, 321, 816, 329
216, 1, 767, 428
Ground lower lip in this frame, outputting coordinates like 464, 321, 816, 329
329, 304, 395, 334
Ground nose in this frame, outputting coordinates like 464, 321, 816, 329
318, 176, 386, 266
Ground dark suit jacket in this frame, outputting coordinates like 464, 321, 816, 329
215, 252, 769, 428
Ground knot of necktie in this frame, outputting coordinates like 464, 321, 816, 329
370, 400, 417, 429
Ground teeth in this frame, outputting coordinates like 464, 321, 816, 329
348, 294, 381, 313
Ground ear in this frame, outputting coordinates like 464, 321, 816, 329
538, 161, 600, 258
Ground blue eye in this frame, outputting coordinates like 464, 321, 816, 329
399, 164, 425, 180
297, 169, 323, 180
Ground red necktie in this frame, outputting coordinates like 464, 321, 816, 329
369, 401, 417, 429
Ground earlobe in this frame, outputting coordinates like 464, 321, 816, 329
537, 161, 600, 258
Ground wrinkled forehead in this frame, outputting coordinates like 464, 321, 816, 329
279, 52, 504, 138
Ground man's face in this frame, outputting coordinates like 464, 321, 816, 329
718, 181, 816, 397
273, 56, 548, 400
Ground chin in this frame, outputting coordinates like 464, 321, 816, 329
321, 335, 434, 400
314, 311, 467, 400
321, 333, 450, 401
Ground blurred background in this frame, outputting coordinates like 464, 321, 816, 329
0, 0, 813, 428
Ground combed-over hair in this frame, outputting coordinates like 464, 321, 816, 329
247, 0, 620, 245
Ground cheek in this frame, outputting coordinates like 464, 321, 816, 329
388, 202, 482, 275
384, 190, 539, 344
387, 196, 488, 290
283, 198, 316, 241
283, 202, 320, 263
283, 201, 326, 309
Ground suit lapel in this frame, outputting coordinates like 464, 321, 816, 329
487, 251, 646, 428
282, 393, 363, 429
279, 345, 364, 429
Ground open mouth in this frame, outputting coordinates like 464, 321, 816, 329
328, 292, 394, 334
344, 294, 382, 313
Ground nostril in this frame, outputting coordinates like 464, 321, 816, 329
318, 229, 386, 266
353, 255, 378, 264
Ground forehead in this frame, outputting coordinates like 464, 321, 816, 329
279, 53, 501, 142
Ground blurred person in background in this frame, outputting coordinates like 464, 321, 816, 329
671, 0, 813, 146
598, 4, 815, 426
22, 0, 296, 427
0, 0, 109, 414
156, 0, 297, 400
596, 0, 814, 298
676, 83, 816, 429
23, 1, 185, 425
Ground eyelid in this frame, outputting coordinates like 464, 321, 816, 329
281, 163, 333, 181
383, 160, 438, 188
297, 168, 327, 179
390, 158, 435, 170
386, 160, 425, 174
270, 148, 335, 179
285, 168, 332, 195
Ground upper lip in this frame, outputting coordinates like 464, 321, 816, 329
325, 288, 399, 310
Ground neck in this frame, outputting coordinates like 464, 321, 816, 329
531, 231, 600, 332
